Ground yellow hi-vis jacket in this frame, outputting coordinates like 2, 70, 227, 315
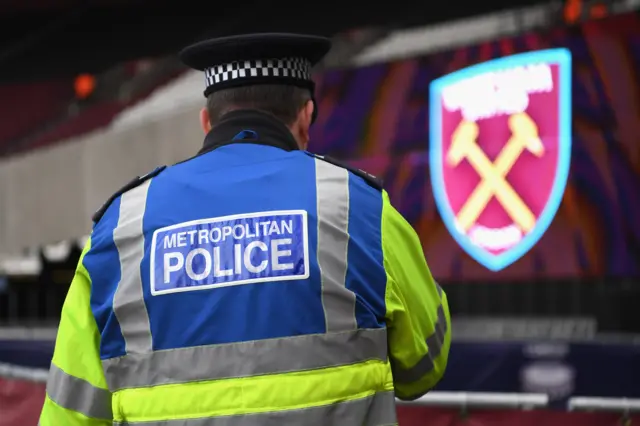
39, 111, 451, 425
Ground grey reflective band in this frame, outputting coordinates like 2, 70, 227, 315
113, 179, 154, 355
391, 296, 448, 384
113, 390, 396, 426
315, 158, 358, 332
46, 364, 112, 420
103, 328, 387, 391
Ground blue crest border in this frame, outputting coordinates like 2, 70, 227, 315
429, 49, 572, 272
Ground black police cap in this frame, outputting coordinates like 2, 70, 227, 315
179, 33, 332, 98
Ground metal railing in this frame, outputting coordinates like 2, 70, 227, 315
401, 392, 549, 410
569, 397, 640, 414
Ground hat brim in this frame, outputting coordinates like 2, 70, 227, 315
179, 33, 332, 71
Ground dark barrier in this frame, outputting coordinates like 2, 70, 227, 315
439, 340, 640, 409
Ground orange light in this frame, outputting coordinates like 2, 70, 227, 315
74, 74, 95, 99
564, 0, 583, 24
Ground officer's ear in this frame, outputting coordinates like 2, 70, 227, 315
200, 108, 212, 134
294, 100, 314, 150
303, 99, 314, 126
299, 100, 314, 133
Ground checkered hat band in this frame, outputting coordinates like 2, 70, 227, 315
204, 57, 312, 89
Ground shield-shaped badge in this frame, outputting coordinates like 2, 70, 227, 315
429, 49, 572, 271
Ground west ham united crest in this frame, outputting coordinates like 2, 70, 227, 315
429, 49, 572, 271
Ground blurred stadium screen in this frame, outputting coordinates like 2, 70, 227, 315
316, 12, 639, 281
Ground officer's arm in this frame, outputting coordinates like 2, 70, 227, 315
381, 190, 451, 400
40, 238, 112, 425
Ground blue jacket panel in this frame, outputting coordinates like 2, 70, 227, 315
84, 111, 387, 360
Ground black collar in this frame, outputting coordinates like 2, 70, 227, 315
198, 109, 300, 155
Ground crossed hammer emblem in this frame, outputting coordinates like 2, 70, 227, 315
446, 113, 544, 233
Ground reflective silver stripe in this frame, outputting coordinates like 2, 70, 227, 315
113, 180, 153, 355
113, 390, 397, 426
103, 327, 387, 391
315, 158, 357, 332
391, 300, 448, 384
46, 364, 112, 420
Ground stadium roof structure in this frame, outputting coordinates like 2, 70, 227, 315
0, 0, 548, 82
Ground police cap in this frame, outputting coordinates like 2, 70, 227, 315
179, 33, 332, 98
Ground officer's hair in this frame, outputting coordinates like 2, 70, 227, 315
206, 84, 311, 126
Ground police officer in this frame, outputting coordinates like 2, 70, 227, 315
40, 33, 450, 426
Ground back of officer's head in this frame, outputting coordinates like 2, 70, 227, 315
199, 84, 315, 150
182, 34, 332, 149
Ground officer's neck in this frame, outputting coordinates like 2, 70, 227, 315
200, 109, 302, 155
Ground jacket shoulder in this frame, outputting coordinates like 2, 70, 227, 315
305, 152, 383, 191
92, 165, 167, 224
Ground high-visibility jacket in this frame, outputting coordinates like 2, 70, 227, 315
40, 110, 451, 426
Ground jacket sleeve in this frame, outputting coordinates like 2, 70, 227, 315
39, 238, 113, 425
381, 190, 451, 400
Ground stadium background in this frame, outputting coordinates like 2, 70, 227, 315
1, 0, 639, 425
